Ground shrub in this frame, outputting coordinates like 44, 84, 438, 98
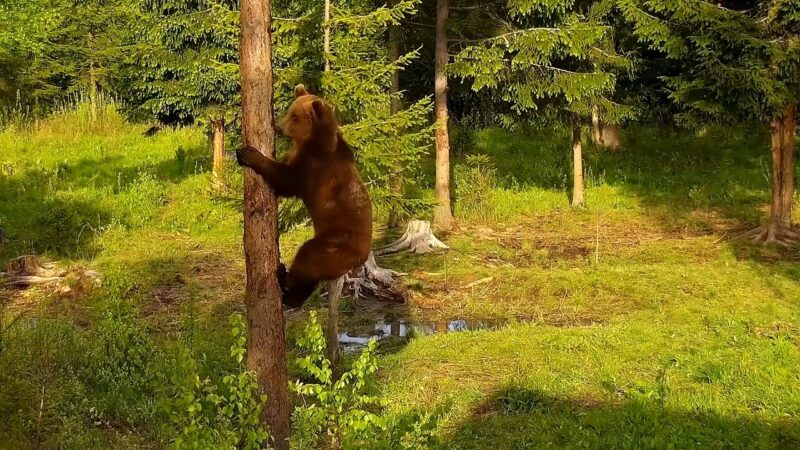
290, 312, 438, 450
170, 314, 269, 450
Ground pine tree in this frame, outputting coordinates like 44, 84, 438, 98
125, 0, 240, 186
433, 0, 455, 230
239, 0, 291, 445
317, 0, 435, 221
450, 0, 632, 206
618, 0, 800, 245
0, 0, 135, 112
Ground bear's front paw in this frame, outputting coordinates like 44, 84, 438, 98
236, 146, 260, 167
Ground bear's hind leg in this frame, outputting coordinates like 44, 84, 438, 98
283, 237, 363, 308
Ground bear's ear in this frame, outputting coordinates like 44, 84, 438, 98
310, 99, 326, 122
294, 84, 309, 98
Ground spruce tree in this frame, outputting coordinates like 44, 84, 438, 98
618, 0, 800, 245
126, 0, 240, 186
0, 0, 135, 112
317, 0, 435, 220
450, 0, 632, 206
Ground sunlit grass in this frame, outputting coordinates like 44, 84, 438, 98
1, 103, 799, 448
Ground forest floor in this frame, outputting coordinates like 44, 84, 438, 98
1, 104, 799, 448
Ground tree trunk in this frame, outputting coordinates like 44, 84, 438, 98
212, 117, 225, 189
323, 0, 331, 72
767, 104, 796, 240
239, 1, 290, 448
571, 120, 584, 206
591, 106, 602, 146
325, 277, 344, 368
387, 0, 403, 228
89, 62, 98, 124
433, 0, 454, 231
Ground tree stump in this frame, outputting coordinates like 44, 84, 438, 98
343, 252, 406, 303
2, 256, 66, 286
5, 255, 47, 276
376, 220, 448, 256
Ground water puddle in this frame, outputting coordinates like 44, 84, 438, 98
339, 317, 507, 353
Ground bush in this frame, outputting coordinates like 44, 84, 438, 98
290, 312, 438, 450
82, 305, 164, 427
169, 314, 269, 450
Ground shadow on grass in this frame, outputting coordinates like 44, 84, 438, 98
0, 144, 209, 260
440, 385, 800, 449
461, 125, 776, 228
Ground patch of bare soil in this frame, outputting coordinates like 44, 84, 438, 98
139, 251, 245, 332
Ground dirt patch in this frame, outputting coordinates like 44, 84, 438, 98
751, 321, 798, 345
138, 251, 245, 332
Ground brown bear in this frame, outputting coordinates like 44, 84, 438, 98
236, 84, 372, 308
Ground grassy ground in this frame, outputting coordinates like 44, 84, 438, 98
1, 105, 799, 448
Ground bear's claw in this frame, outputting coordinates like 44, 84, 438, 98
236, 146, 258, 167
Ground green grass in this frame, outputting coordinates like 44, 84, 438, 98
1, 106, 799, 448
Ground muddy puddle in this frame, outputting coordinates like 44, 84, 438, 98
339, 317, 507, 353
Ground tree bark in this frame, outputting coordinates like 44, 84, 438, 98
767, 103, 796, 240
591, 106, 602, 146
433, 0, 454, 231
387, 0, 403, 228
239, 1, 290, 448
212, 117, 225, 189
323, 0, 331, 72
571, 119, 585, 206
325, 277, 344, 367
89, 61, 98, 124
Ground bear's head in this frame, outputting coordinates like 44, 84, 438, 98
277, 85, 338, 143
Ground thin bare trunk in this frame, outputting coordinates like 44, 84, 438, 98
325, 278, 344, 367
239, 1, 290, 448
89, 62, 97, 124
212, 117, 225, 188
768, 104, 796, 239
433, 0, 453, 231
780, 105, 796, 228
572, 120, 584, 206
324, 0, 331, 72
591, 106, 602, 146
387, 0, 403, 228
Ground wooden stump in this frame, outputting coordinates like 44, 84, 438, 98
344, 252, 406, 303
2, 256, 66, 287
5, 255, 47, 276
376, 220, 448, 256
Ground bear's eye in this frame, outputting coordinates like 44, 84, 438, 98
291, 114, 299, 121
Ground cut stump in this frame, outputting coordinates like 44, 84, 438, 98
343, 252, 406, 303
1, 256, 101, 291
2, 255, 66, 286
377, 220, 448, 256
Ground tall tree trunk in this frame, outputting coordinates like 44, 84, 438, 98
591, 106, 602, 146
572, 119, 585, 206
433, 0, 454, 231
766, 103, 796, 242
324, 0, 331, 72
387, 0, 403, 228
212, 117, 225, 189
239, 1, 290, 448
89, 62, 98, 124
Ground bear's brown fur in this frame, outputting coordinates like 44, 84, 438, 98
236, 85, 372, 308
